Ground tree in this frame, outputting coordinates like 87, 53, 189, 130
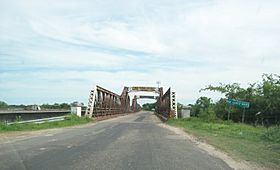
199, 74, 280, 125
0, 101, 8, 109
59, 103, 71, 109
41, 103, 70, 110
190, 97, 217, 121
142, 103, 155, 111
256, 74, 280, 125
191, 97, 212, 116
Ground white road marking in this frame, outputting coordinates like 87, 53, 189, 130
16, 136, 25, 138
39, 147, 46, 151
45, 134, 54, 137
48, 139, 57, 142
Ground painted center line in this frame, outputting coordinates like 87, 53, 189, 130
45, 134, 54, 137
48, 139, 57, 142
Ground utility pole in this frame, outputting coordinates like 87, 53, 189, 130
156, 81, 161, 88
156, 81, 161, 94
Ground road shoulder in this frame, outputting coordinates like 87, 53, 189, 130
0, 113, 135, 144
157, 122, 268, 170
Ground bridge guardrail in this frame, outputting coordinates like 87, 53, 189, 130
0, 110, 70, 122
6, 116, 66, 125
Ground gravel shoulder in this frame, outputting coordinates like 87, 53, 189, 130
158, 122, 269, 170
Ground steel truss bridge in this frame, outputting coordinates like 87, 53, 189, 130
85, 85, 177, 119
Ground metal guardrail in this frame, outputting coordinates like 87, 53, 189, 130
0, 110, 70, 122
7, 116, 66, 125
0, 110, 70, 114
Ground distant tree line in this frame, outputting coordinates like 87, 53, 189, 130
0, 102, 73, 110
190, 74, 280, 126
142, 103, 156, 111
41, 103, 71, 110
142, 102, 185, 115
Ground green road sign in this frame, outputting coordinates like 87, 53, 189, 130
226, 99, 250, 108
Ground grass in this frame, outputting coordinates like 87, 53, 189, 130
167, 117, 280, 169
0, 114, 92, 133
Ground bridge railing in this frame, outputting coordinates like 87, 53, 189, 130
85, 85, 124, 118
85, 85, 177, 119
155, 88, 177, 119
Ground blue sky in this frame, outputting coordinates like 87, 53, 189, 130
1, 0, 280, 105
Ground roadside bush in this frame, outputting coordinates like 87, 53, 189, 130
260, 126, 280, 143
198, 107, 217, 122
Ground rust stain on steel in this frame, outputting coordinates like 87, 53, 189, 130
85, 85, 177, 119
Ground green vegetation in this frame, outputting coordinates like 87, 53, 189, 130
0, 102, 76, 110
0, 101, 8, 109
0, 114, 91, 133
167, 73, 280, 168
191, 74, 280, 126
167, 118, 280, 169
142, 103, 155, 111
41, 103, 71, 110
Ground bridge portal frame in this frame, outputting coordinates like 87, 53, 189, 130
85, 85, 177, 119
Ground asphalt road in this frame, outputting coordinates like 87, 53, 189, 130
0, 111, 232, 170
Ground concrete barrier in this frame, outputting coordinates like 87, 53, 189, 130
0, 110, 70, 122
7, 116, 66, 125
71, 107, 82, 117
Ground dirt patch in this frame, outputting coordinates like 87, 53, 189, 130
157, 123, 269, 170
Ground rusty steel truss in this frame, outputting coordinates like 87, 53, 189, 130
154, 88, 178, 119
85, 85, 177, 119
85, 85, 130, 118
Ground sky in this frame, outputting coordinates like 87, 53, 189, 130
0, 0, 280, 105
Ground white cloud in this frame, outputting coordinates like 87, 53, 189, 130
1, 0, 280, 104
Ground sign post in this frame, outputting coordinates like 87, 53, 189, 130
227, 105, 231, 121
242, 108, 245, 123
226, 99, 250, 123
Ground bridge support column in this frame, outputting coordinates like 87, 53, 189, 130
85, 86, 97, 118
170, 91, 178, 119
85, 85, 122, 118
